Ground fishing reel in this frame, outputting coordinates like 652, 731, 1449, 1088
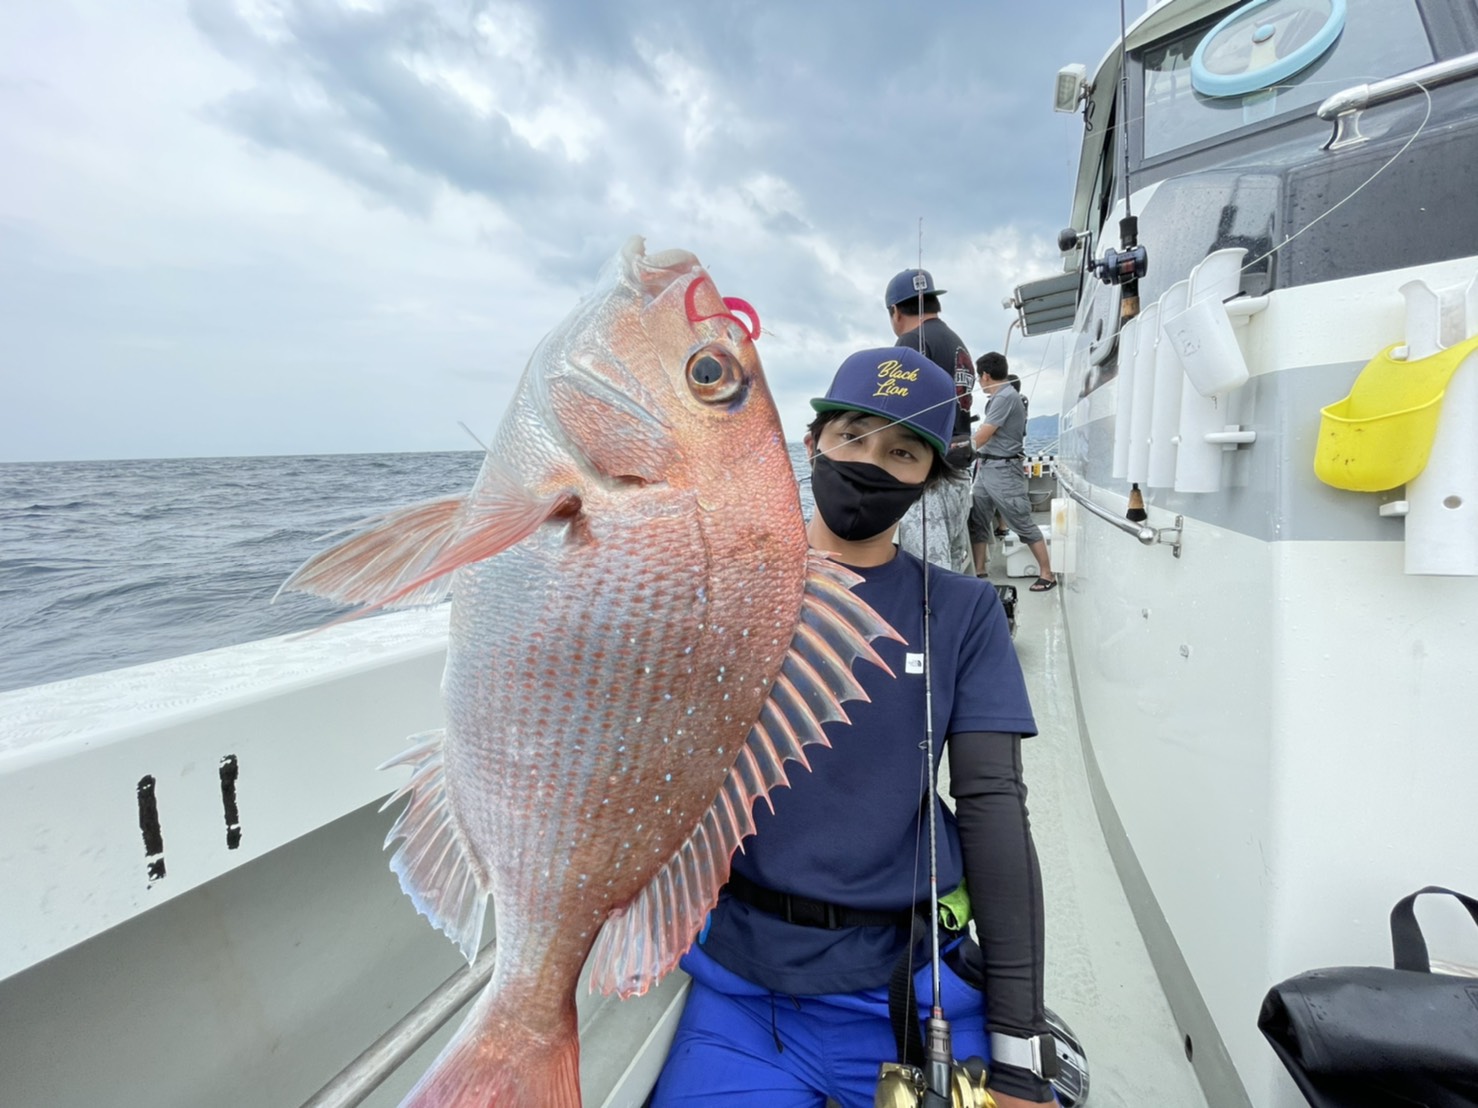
875, 1007, 1090, 1108
1091, 213, 1148, 289
875, 1058, 994, 1108
1092, 243, 1147, 287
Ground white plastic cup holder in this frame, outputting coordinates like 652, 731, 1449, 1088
1163, 298, 1251, 397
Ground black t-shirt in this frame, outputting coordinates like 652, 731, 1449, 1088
896, 317, 975, 448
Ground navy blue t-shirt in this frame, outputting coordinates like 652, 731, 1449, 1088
700, 549, 1036, 994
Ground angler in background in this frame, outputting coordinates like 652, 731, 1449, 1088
886, 268, 978, 576
972, 352, 1056, 593
650, 346, 1057, 1108
986, 375, 1030, 543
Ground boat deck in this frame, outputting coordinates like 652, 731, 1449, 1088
358, 568, 1217, 1108
987, 563, 1209, 1107
0, 550, 1215, 1108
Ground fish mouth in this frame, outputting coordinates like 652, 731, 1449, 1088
574, 238, 704, 428
622, 237, 702, 304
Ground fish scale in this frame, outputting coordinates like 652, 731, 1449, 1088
280, 238, 900, 1106
449, 501, 793, 991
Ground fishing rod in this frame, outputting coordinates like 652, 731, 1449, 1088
916, 458, 960, 1108
871, 224, 993, 1108
1090, 0, 1148, 316
915, 220, 952, 1108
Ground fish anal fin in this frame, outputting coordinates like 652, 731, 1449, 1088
278, 463, 580, 615
380, 730, 488, 961
586, 552, 898, 998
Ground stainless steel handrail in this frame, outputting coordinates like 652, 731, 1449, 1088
1318, 50, 1478, 119
1058, 472, 1184, 557
302, 941, 498, 1108
1059, 472, 1156, 544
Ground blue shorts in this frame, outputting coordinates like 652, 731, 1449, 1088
648, 944, 991, 1108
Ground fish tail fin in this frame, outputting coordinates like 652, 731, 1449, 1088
399, 989, 581, 1108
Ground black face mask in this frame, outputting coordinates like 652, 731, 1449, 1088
811, 455, 928, 541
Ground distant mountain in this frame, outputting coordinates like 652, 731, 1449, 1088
1025, 413, 1060, 454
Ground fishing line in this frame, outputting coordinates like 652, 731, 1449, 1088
1238, 81, 1433, 276
796, 395, 969, 491
913, 217, 945, 1033
904, 217, 960, 1108
1024, 329, 1057, 415
457, 421, 489, 452
1102, 0, 1436, 283
1102, 42, 1434, 283
804, 395, 965, 465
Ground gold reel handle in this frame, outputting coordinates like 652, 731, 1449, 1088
874, 1061, 997, 1108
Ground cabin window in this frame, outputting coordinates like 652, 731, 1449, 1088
1139, 0, 1432, 161
1090, 100, 1119, 244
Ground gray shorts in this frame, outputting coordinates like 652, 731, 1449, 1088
970, 459, 1043, 544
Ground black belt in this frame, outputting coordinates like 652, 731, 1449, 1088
979, 454, 1022, 462
724, 870, 918, 930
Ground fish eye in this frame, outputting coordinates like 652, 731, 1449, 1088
685, 346, 744, 404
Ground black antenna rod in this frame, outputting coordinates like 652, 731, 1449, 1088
1090, 0, 1149, 319
1118, 0, 1134, 222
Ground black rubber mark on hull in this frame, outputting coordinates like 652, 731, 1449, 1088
219, 755, 242, 850
136, 775, 166, 882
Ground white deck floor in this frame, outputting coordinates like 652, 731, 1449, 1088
992, 566, 1209, 1108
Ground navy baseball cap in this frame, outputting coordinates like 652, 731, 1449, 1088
884, 268, 947, 309
810, 347, 956, 458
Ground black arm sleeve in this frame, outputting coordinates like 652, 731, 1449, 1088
948, 730, 1053, 1103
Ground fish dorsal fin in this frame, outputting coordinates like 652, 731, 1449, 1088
379, 730, 489, 961
276, 462, 579, 615
586, 552, 901, 998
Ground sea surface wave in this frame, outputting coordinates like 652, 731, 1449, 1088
0, 448, 818, 694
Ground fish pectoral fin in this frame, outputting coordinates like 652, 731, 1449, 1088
587, 552, 901, 999
277, 466, 580, 613
379, 731, 489, 961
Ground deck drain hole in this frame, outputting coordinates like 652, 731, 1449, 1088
1444, 495, 1462, 509
1184, 1033, 1194, 1062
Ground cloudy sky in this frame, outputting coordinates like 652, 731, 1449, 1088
2, 0, 1120, 462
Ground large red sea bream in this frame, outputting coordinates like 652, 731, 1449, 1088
281, 239, 899, 1106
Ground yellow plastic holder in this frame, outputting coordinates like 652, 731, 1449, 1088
1314, 336, 1478, 493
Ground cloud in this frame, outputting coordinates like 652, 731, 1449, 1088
1, 0, 1120, 460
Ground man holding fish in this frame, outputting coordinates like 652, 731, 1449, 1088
651, 346, 1057, 1107
283, 241, 1054, 1108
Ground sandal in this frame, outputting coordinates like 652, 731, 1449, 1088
1029, 577, 1058, 592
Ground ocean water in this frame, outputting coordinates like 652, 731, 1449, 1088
0, 452, 489, 694
0, 434, 1066, 696
0, 449, 817, 695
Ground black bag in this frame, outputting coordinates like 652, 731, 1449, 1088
1258, 886, 1478, 1107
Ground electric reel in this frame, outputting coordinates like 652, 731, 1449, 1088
874, 1005, 1090, 1108
875, 1057, 994, 1108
